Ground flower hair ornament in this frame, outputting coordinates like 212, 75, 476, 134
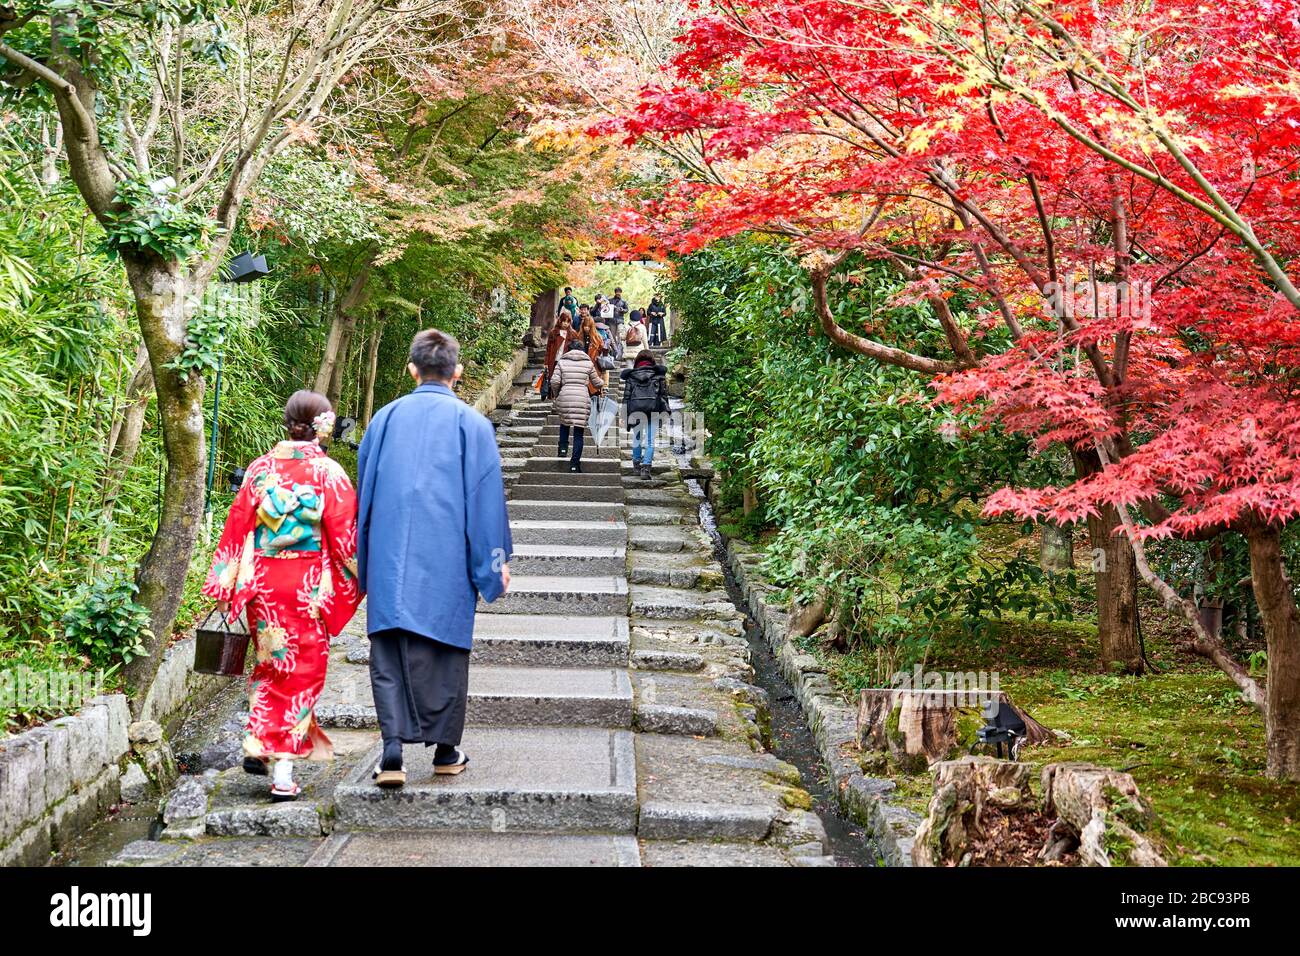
312, 410, 336, 441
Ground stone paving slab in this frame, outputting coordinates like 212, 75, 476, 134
508, 500, 625, 523
481, 574, 628, 615
522, 456, 621, 474
627, 525, 709, 553
344, 614, 631, 668
111, 836, 323, 867
507, 543, 627, 576
628, 550, 725, 589
333, 728, 638, 833
309, 831, 641, 867
515, 470, 623, 487
629, 585, 740, 621
316, 663, 633, 729
510, 482, 625, 502
509, 519, 627, 547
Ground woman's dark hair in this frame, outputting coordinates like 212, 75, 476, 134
284, 390, 332, 442
566, 338, 587, 352
634, 349, 656, 366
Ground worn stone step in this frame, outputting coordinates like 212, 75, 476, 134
308, 831, 641, 867
333, 728, 638, 833
627, 525, 706, 553
509, 519, 627, 547
474, 614, 630, 667
508, 543, 627, 576
515, 470, 623, 487
507, 500, 624, 523
344, 614, 630, 668
317, 663, 633, 728
480, 574, 628, 615
509, 482, 624, 502
522, 456, 621, 474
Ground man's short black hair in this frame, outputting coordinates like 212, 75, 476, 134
614, 287, 622, 293
564, 286, 572, 293
408, 328, 460, 382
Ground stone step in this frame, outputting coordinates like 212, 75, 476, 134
510, 519, 627, 547
522, 456, 621, 474
344, 614, 630, 668
474, 614, 630, 667
514, 470, 624, 488
333, 728, 638, 833
480, 574, 628, 615
509, 482, 624, 502
317, 664, 633, 729
507, 500, 624, 523
308, 831, 641, 867
508, 543, 627, 576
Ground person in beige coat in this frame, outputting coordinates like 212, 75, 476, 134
551, 339, 605, 472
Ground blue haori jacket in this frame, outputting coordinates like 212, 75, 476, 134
355, 381, 512, 649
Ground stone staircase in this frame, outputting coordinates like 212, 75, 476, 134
115, 358, 839, 868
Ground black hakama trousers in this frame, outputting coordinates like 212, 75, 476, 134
368, 628, 470, 747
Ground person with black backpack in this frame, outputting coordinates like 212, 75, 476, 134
620, 349, 668, 479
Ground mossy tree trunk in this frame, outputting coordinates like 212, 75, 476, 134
120, 255, 207, 708
1247, 526, 1300, 780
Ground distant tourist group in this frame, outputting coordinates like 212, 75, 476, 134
542, 286, 670, 476
203, 290, 670, 801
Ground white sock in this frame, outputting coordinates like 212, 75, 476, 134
272, 759, 294, 788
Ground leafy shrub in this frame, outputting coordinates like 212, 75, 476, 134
61, 568, 153, 669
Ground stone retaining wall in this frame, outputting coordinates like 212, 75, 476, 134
699, 475, 923, 866
0, 694, 131, 865
470, 349, 529, 415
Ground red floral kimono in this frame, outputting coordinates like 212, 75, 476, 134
203, 440, 361, 762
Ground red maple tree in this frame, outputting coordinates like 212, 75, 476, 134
600, 0, 1300, 778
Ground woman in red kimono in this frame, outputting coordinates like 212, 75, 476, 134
203, 390, 361, 801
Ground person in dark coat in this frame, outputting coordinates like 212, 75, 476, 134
355, 329, 512, 788
620, 349, 668, 479
647, 297, 668, 346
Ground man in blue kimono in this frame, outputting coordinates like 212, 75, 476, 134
356, 329, 512, 788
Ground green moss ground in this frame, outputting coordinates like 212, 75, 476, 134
809, 601, 1300, 866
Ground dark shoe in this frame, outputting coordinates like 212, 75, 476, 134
243, 756, 269, 776
641, 464, 653, 480
568, 462, 581, 473
557, 445, 568, 457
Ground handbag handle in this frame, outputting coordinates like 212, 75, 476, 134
201, 605, 249, 636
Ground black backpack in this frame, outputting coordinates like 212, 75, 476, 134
624, 369, 665, 412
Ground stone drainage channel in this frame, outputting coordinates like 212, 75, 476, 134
672, 450, 877, 867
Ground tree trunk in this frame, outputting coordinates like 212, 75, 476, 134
1039, 522, 1073, 571
1247, 526, 1300, 780
1072, 451, 1143, 673
314, 259, 373, 402
98, 346, 154, 556
121, 259, 207, 714
742, 482, 758, 516
326, 320, 355, 409
362, 317, 384, 428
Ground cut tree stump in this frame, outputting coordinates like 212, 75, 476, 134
912, 756, 1036, 866
1040, 763, 1167, 867
858, 687, 1055, 771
